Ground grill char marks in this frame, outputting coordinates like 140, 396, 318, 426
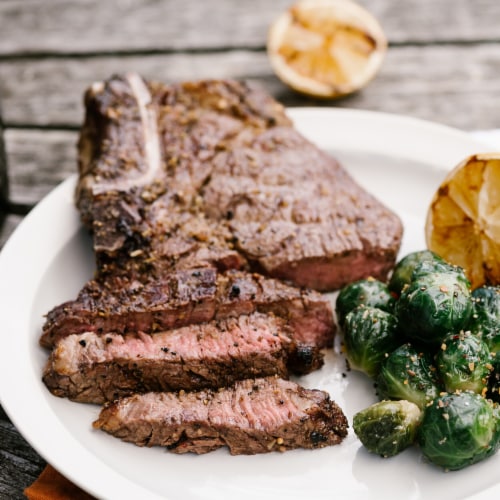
40, 269, 335, 350
42, 313, 324, 404
93, 377, 348, 455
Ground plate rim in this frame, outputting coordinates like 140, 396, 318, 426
0, 107, 492, 500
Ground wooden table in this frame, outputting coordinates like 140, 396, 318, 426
1, 1, 500, 497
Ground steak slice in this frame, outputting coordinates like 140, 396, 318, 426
42, 313, 324, 404
93, 376, 348, 455
40, 267, 217, 349
76, 74, 402, 292
40, 268, 334, 350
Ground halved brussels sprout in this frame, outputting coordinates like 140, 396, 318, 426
388, 250, 444, 296
396, 271, 472, 346
353, 399, 422, 457
343, 307, 401, 378
418, 391, 500, 470
335, 278, 395, 328
436, 331, 492, 394
469, 286, 500, 352
377, 343, 440, 409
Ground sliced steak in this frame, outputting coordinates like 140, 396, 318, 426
76, 74, 402, 292
40, 269, 334, 350
40, 267, 218, 349
93, 376, 348, 455
42, 313, 324, 404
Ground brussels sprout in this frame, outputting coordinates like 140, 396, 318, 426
469, 286, 500, 352
335, 278, 395, 328
411, 260, 470, 289
343, 307, 401, 378
486, 351, 500, 403
418, 391, 500, 470
376, 343, 440, 409
395, 271, 472, 345
388, 250, 444, 295
436, 331, 492, 394
353, 400, 422, 457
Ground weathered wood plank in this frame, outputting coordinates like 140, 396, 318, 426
2, 44, 500, 130
4, 129, 77, 205
1, 0, 499, 56
3, 43, 500, 206
0, 407, 45, 499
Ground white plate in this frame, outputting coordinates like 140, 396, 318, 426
0, 108, 497, 500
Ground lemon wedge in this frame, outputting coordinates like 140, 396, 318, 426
267, 0, 387, 98
425, 153, 500, 289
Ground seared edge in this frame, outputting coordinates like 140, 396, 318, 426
93, 377, 348, 455
40, 269, 335, 349
42, 313, 324, 404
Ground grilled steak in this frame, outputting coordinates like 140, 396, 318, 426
39, 75, 401, 458
93, 376, 348, 455
76, 74, 402, 291
43, 313, 323, 404
40, 268, 334, 349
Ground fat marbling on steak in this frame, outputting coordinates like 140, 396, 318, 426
93, 376, 348, 455
43, 313, 324, 404
76, 73, 402, 291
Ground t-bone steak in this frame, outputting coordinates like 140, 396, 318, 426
75, 73, 402, 291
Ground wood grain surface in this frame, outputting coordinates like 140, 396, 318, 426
1, 1, 500, 498
2, 0, 500, 55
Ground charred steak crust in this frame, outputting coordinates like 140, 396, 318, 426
76, 76, 290, 280
76, 74, 402, 292
93, 377, 348, 455
42, 313, 324, 404
40, 269, 335, 350
40, 267, 218, 349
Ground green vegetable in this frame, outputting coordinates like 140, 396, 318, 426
343, 307, 401, 378
487, 351, 500, 403
346, 250, 500, 471
388, 250, 444, 295
469, 286, 500, 353
395, 271, 472, 345
411, 260, 470, 289
353, 400, 422, 457
436, 331, 492, 394
418, 391, 500, 470
335, 278, 395, 328
376, 343, 440, 409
